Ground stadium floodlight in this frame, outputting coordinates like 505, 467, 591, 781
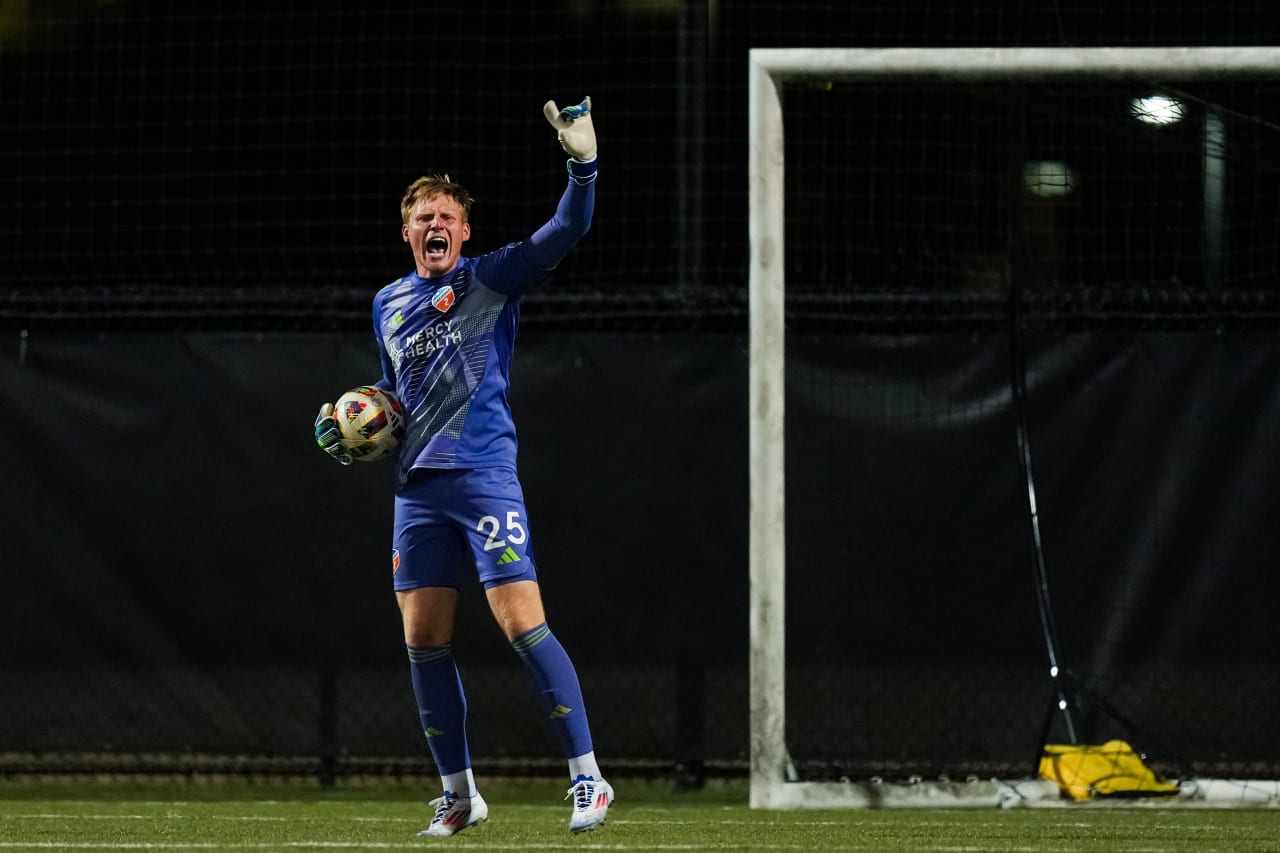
1023, 160, 1075, 198
1130, 94, 1187, 124
748, 45, 1280, 811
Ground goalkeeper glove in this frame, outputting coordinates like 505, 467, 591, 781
314, 402, 354, 466
543, 96, 596, 162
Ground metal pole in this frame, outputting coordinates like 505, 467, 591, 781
1203, 109, 1226, 291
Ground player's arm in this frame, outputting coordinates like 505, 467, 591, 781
503, 97, 598, 280
374, 336, 397, 396
314, 297, 397, 466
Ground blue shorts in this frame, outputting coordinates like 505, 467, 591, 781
392, 466, 540, 591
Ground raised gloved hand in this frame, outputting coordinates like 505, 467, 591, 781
543, 96, 596, 162
314, 402, 353, 466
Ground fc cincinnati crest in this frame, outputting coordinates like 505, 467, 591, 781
431, 285, 456, 313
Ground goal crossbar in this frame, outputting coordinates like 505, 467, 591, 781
751, 46, 1280, 82
747, 46, 1280, 810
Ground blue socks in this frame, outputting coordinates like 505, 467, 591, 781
409, 627, 594, 779
407, 643, 471, 777
511, 623, 594, 758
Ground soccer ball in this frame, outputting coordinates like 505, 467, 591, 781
334, 385, 406, 463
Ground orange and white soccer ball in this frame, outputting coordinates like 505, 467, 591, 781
334, 386, 407, 462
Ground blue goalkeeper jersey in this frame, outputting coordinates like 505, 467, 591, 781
372, 161, 596, 489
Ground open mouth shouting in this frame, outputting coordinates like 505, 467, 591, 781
425, 235, 448, 260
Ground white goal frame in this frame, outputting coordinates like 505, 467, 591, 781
748, 46, 1280, 810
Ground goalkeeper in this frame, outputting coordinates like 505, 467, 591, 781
314, 97, 610, 837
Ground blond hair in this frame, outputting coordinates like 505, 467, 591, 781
400, 174, 475, 225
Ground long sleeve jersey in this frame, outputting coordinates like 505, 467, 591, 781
372, 160, 596, 489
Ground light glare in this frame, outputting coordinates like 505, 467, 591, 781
1130, 95, 1186, 125
1023, 160, 1074, 198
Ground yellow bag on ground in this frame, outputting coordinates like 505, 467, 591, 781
1040, 740, 1180, 800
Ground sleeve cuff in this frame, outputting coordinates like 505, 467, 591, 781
567, 157, 598, 185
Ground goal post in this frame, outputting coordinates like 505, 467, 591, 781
747, 46, 1280, 810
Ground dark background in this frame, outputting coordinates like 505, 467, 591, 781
3, 1, 1279, 783
5, 2, 1280, 316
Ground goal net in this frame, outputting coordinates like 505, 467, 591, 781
749, 47, 1280, 809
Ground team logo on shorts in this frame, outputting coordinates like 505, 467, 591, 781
431, 285, 456, 313
392, 548, 401, 574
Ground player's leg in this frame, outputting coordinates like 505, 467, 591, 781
453, 467, 612, 833
485, 580, 613, 832
485, 580, 592, 750
393, 473, 487, 837
399, 587, 474, 795
399, 587, 488, 835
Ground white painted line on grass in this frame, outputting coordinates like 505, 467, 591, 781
0, 844, 1206, 852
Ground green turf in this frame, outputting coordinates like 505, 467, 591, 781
1, 778, 1277, 851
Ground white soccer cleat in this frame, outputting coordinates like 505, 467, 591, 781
565, 775, 613, 833
417, 791, 488, 837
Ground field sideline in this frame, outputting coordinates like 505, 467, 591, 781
1, 778, 1277, 852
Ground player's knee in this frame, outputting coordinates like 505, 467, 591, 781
402, 605, 455, 646
485, 579, 546, 641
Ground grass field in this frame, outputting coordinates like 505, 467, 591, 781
1, 777, 1278, 852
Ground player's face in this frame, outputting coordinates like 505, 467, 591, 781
402, 194, 471, 278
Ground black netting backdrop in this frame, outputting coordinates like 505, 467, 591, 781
782, 332, 1280, 781
4, 2, 1280, 783
5, 2, 1280, 329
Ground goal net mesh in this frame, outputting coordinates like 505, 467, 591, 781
778, 77, 1280, 328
